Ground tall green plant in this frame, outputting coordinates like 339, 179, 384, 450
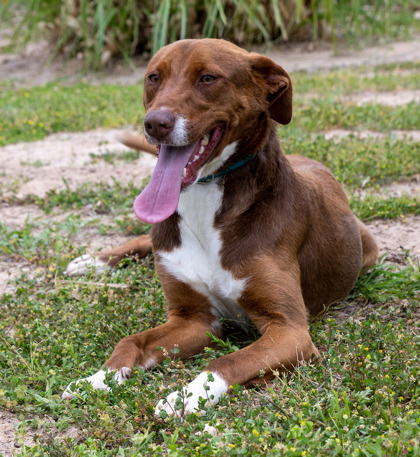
3, 0, 418, 69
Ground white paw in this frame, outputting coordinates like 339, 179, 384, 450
62, 367, 132, 399
155, 371, 228, 418
65, 254, 110, 277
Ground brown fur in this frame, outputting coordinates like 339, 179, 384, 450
87, 39, 378, 389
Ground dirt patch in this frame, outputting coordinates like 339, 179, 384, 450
1, 38, 420, 88
0, 40, 146, 87
323, 129, 420, 142
0, 260, 38, 296
346, 90, 420, 106
269, 39, 420, 73
0, 201, 137, 295
353, 179, 420, 197
0, 129, 157, 199
357, 181, 420, 261
367, 215, 420, 261
0, 410, 79, 457
0, 410, 39, 457
0, 126, 156, 296
0, 203, 44, 227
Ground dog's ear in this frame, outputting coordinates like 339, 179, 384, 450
250, 55, 293, 125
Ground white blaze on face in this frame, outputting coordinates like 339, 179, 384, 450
170, 116, 189, 146
144, 109, 190, 147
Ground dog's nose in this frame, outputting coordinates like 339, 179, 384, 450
144, 110, 175, 140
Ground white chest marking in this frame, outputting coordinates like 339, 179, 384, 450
159, 143, 248, 327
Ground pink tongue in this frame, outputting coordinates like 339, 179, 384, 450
133, 143, 197, 224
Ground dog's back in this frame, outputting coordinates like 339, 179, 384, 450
63, 39, 378, 416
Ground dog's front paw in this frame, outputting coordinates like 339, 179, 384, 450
62, 367, 132, 399
155, 371, 228, 417
65, 254, 110, 277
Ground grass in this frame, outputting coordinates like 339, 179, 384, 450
0, 255, 418, 456
0, 42, 419, 456
282, 133, 420, 188
293, 62, 420, 95
350, 194, 420, 221
23, 180, 420, 223
0, 83, 143, 146
289, 100, 420, 132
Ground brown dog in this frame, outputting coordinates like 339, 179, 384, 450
63, 39, 378, 416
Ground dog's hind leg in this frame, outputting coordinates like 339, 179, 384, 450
356, 219, 379, 274
65, 234, 153, 276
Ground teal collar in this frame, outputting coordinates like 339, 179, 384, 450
198, 154, 256, 184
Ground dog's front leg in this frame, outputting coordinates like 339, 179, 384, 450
157, 257, 319, 416
62, 316, 218, 399
62, 279, 219, 400
156, 322, 317, 417
213, 257, 320, 387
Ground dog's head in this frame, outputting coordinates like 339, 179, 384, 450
134, 39, 292, 224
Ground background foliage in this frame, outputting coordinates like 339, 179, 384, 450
1, 0, 419, 68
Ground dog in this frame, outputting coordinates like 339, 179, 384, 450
63, 39, 378, 416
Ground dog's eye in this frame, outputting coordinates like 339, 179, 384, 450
200, 74, 217, 84
148, 74, 159, 84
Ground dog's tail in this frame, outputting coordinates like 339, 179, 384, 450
357, 219, 379, 274
116, 131, 158, 156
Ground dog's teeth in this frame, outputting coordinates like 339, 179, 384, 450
182, 168, 186, 177
201, 135, 209, 146
193, 154, 199, 162
199, 145, 205, 155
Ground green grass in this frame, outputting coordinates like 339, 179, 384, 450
350, 194, 420, 221
288, 100, 420, 132
1, 46, 420, 456
283, 133, 420, 188
293, 63, 420, 96
0, 83, 144, 146
0, 255, 418, 456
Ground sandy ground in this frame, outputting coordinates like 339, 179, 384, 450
1, 38, 420, 86
0, 411, 39, 456
0, 129, 157, 199
0, 124, 419, 255
324, 129, 420, 142
1, 37, 420, 456
0, 410, 79, 456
